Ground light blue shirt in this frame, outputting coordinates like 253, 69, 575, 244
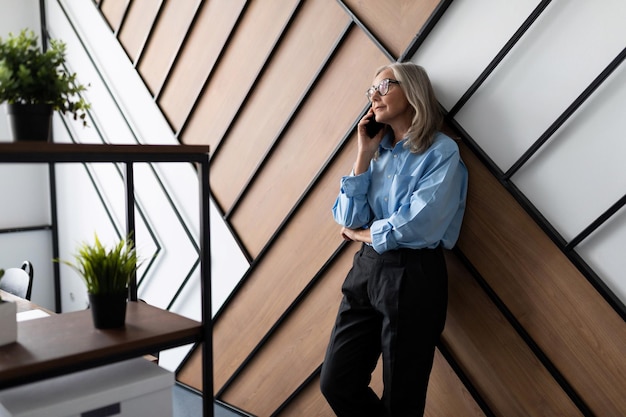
332, 132, 468, 253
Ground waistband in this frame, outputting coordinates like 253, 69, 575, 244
360, 243, 441, 262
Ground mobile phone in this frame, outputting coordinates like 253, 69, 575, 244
365, 116, 384, 138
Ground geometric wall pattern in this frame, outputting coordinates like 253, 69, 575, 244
55, 0, 626, 416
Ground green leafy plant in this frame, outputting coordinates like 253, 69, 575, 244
59, 234, 140, 295
0, 29, 90, 126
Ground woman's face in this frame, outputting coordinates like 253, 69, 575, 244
369, 68, 412, 126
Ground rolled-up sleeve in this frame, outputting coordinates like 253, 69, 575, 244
332, 171, 373, 229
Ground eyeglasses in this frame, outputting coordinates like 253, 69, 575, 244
366, 78, 400, 101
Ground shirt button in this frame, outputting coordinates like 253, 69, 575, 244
387, 175, 391, 179
384, 197, 388, 202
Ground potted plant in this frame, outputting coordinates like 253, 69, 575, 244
0, 29, 90, 141
59, 234, 140, 329
0, 269, 18, 346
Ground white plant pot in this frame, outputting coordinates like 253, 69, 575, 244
0, 300, 17, 346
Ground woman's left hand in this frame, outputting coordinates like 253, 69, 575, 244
341, 227, 372, 243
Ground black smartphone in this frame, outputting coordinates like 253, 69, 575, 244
365, 116, 384, 138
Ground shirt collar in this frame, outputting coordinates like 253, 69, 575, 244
379, 131, 405, 151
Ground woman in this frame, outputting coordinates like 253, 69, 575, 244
320, 63, 468, 417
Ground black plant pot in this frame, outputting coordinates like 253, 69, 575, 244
88, 291, 128, 329
6, 103, 53, 142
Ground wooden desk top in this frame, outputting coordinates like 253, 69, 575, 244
0, 301, 202, 389
0, 290, 50, 314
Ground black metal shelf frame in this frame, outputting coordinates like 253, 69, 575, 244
0, 143, 214, 417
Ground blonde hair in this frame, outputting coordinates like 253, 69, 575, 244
375, 63, 442, 153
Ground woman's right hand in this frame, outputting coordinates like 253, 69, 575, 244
354, 108, 383, 174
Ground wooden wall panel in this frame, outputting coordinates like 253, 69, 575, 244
100, 0, 128, 33
275, 375, 335, 417
157, 0, 245, 131
209, 0, 350, 213
231, 28, 390, 257
219, 246, 355, 416
137, 0, 200, 95
443, 252, 582, 416
210, 136, 360, 391
117, 0, 161, 63
180, 0, 301, 148
343, 0, 441, 58
424, 350, 486, 417
457, 143, 626, 417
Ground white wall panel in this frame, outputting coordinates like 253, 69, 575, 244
132, 163, 201, 310
577, 208, 626, 306
513, 64, 626, 242
0, 164, 50, 227
455, 0, 626, 171
411, 0, 540, 110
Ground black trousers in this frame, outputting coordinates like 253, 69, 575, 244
320, 244, 448, 417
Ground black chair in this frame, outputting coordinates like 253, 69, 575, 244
0, 261, 34, 300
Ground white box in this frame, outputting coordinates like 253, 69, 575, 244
0, 301, 17, 347
0, 358, 174, 417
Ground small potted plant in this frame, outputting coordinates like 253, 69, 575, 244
59, 234, 140, 329
0, 29, 90, 141
0, 269, 18, 346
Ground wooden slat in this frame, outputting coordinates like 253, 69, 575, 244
424, 350, 487, 417
158, 0, 245, 131
230, 27, 390, 258
180, 0, 301, 148
100, 0, 129, 33
209, 0, 350, 213
137, 0, 200, 95
343, 0, 441, 58
443, 251, 582, 416
273, 374, 335, 417
457, 142, 626, 416
118, 0, 161, 63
